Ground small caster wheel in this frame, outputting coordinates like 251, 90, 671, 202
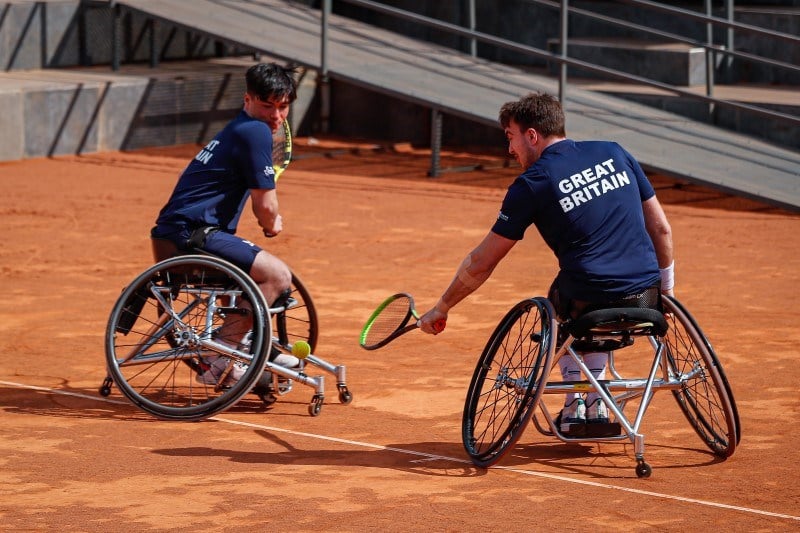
309, 394, 324, 417
99, 376, 113, 397
338, 385, 352, 405
635, 461, 652, 478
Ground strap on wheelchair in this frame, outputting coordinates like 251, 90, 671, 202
187, 226, 220, 250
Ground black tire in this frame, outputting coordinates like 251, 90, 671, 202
662, 296, 739, 456
463, 297, 555, 467
272, 272, 319, 353
105, 255, 271, 420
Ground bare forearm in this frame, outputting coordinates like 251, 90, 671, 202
419, 232, 516, 334
643, 197, 673, 268
435, 255, 493, 313
642, 196, 674, 295
251, 189, 281, 236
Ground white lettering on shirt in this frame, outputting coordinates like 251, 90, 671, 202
194, 140, 220, 165
557, 157, 631, 213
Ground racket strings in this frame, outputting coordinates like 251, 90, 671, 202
272, 122, 291, 173
363, 297, 412, 345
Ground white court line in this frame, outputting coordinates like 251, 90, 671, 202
3, 380, 798, 523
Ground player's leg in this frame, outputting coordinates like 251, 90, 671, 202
200, 232, 297, 369
557, 356, 586, 431
270, 271, 319, 353
549, 282, 590, 432
583, 352, 610, 423
248, 250, 293, 308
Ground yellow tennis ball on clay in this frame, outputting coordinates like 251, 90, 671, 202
291, 340, 311, 359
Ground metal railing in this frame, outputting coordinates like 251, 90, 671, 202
319, 0, 798, 175
321, 0, 799, 128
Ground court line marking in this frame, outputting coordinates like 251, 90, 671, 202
3, 379, 798, 523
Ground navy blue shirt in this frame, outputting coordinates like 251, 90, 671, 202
492, 139, 660, 302
155, 110, 276, 234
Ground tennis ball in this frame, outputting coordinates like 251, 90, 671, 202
291, 340, 311, 359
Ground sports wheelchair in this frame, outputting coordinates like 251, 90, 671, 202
99, 239, 352, 419
462, 295, 739, 478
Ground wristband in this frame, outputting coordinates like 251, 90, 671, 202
659, 261, 675, 291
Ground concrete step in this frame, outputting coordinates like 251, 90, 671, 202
566, 76, 799, 151
0, 58, 315, 161
547, 37, 722, 87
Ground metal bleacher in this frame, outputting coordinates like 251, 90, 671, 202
112, 0, 799, 212
2, 0, 794, 211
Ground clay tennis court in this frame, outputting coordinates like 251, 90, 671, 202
1, 138, 798, 530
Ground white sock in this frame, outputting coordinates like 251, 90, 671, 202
583, 352, 608, 405
558, 356, 583, 406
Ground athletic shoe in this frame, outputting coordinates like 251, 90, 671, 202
586, 398, 610, 424
559, 398, 586, 433
232, 330, 302, 369
269, 345, 301, 369
271, 353, 301, 368
196, 356, 248, 386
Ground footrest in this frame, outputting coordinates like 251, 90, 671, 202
585, 422, 622, 438
560, 421, 622, 438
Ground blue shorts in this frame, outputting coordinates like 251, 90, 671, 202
151, 225, 262, 274
202, 230, 262, 274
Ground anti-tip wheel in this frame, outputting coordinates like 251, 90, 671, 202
309, 395, 324, 416
338, 386, 353, 405
636, 461, 652, 478
99, 376, 113, 397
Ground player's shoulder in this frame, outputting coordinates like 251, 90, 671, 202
575, 139, 622, 150
228, 112, 270, 139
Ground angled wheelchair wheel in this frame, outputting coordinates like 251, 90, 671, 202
271, 272, 319, 353
662, 296, 739, 456
463, 297, 556, 467
105, 255, 271, 420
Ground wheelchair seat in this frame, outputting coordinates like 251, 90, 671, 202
564, 307, 668, 351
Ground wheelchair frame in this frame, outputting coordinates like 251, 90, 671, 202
462, 295, 739, 477
100, 254, 352, 419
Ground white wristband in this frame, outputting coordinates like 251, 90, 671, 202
659, 261, 675, 291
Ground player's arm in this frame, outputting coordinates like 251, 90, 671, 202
419, 231, 517, 334
642, 195, 674, 296
251, 188, 282, 237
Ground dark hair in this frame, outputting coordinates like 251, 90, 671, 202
498, 92, 566, 137
245, 63, 298, 103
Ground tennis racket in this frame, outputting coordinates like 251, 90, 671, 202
272, 119, 292, 181
359, 293, 445, 350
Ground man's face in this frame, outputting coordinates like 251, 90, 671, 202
504, 118, 538, 169
243, 93, 291, 132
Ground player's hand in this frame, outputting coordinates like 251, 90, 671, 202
263, 214, 283, 238
419, 308, 447, 335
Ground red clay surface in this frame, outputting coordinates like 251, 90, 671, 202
1, 138, 798, 530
